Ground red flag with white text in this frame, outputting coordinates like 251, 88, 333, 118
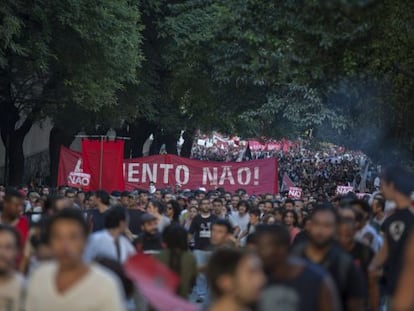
57, 146, 91, 189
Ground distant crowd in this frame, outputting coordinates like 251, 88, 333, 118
0, 163, 413, 311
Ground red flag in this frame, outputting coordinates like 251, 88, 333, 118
82, 139, 125, 191
124, 253, 179, 292
281, 172, 295, 191
138, 281, 198, 311
124, 254, 197, 311
57, 146, 92, 189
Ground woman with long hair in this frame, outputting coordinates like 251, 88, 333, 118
155, 224, 197, 298
282, 210, 301, 243
183, 206, 198, 231
165, 200, 181, 224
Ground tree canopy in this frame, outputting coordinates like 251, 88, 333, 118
0, 0, 143, 184
1, 0, 413, 184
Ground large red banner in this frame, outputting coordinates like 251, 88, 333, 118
124, 155, 278, 194
82, 139, 125, 191
58, 147, 278, 194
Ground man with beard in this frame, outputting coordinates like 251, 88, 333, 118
210, 219, 235, 248
0, 188, 29, 249
25, 208, 124, 311
0, 225, 24, 311
292, 206, 366, 311
189, 198, 218, 303
337, 218, 377, 311
256, 224, 340, 311
135, 213, 162, 254
87, 190, 110, 233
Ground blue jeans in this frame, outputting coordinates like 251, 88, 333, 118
192, 249, 211, 299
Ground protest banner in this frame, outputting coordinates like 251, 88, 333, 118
124, 155, 278, 194
248, 140, 265, 151
356, 192, 370, 199
288, 187, 302, 199
82, 139, 125, 191
266, 142, 282, 151
58, 148, 279, 193
58, 147, 91, 189
336, 185, 354, 195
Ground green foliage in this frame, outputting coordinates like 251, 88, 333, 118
0, 0, 144, 183
158, 0, 414, 162
0, 0, 143, 118
2, 0, 414, 168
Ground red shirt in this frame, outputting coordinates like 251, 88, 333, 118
14, 216, 29, 247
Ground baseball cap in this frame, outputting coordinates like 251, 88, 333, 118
141, 213, 157, 223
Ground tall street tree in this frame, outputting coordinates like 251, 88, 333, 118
0, 0, 143, 185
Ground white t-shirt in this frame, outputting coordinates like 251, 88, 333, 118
157, 216, 171, 233
230, 212, 250, 233
355, 223, 383, 252
0, 272, 24, 311
84, 230, 136, 263
230, 211, 250, 246
25, 262, 125, 311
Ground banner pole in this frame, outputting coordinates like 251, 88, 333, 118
99, 136, 103, 189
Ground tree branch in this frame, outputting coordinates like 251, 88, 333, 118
393, 63, 414, 79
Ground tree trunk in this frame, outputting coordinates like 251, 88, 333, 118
181, 129, 195, 158
128, 118, 154, 158
164, 131, 178, 155
7, 131, 26, 186
0, 98, 33, 186
49, 126, 76, 186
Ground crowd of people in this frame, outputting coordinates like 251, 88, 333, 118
191, 137, 376, 195
0, 164, 413, 311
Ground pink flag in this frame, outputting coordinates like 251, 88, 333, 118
124, 253, 179, 292
124, 254, 198, 311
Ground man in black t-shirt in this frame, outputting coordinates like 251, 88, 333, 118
338, 218, 374, 280
256, 224, 341, 311
292, 206, 366, 311
338, 218, 376, 310
134, 213, 162, 254
369, 166, 414, 301
189, 198, 218, 302
87, 190, 110, 232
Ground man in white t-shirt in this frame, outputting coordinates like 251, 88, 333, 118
0, 224, 24, 311
84, 207, 135, 263
25, 208, 125, 311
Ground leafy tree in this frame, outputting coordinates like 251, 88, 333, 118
159, 0, 414, 162
0, 0, 143, 185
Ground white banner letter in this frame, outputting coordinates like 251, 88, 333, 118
237, 167, 251, 185
128, 163, 140, 182
175, 165, 189, 184
160, 164, 173, 184
219, 166, 235, 185
202, 167, 218, 185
